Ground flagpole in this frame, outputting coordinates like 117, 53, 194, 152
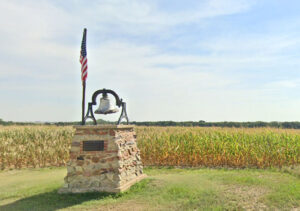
82, 80, 86, 125
80, 28, 87, 125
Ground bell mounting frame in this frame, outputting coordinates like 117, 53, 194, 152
83, 89, 129, 125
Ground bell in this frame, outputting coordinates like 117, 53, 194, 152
95, 94, 119, 114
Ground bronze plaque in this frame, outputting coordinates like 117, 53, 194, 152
83, 141, 104, 151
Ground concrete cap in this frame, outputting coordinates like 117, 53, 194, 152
74, 124, 135, 129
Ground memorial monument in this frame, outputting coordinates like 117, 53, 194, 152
59, 29, 146, 193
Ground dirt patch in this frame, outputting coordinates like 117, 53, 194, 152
223, 185, 269, 210
96, 200, 159, 211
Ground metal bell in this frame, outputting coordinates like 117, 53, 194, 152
94, 94, 119, 114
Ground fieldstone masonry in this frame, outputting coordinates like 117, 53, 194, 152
59, 125, 146, 193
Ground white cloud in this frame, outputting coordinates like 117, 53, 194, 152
264, 80, 300, 89
2, 0, 300, 122
48, 0, 255, 35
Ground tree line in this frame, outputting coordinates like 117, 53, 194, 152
130, 120, 300, 129
1, 118, 300, 129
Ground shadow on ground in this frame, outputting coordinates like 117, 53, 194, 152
0, 189, 120, 211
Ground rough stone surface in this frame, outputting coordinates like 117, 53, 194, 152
59, 125, 146, 194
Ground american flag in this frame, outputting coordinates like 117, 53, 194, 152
80, 28, 88, 81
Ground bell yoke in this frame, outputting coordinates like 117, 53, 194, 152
83, 89, 129, 125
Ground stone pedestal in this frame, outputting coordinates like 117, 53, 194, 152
59, 125, 146, 193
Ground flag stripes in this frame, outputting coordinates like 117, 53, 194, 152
80, 28, 88, 81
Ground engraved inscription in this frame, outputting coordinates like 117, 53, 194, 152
83, 141, 104, 151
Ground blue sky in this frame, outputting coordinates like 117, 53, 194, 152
1, 0, 300, 122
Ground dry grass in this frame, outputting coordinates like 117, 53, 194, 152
223, 184, 269, 210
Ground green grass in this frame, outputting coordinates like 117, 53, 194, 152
0, 167, 299, 210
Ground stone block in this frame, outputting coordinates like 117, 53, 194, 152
59, 125, 146, 194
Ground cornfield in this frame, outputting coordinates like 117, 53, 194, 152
138, 127, 300, 168
0, 126, 73, 169
0, 126, 299, 169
